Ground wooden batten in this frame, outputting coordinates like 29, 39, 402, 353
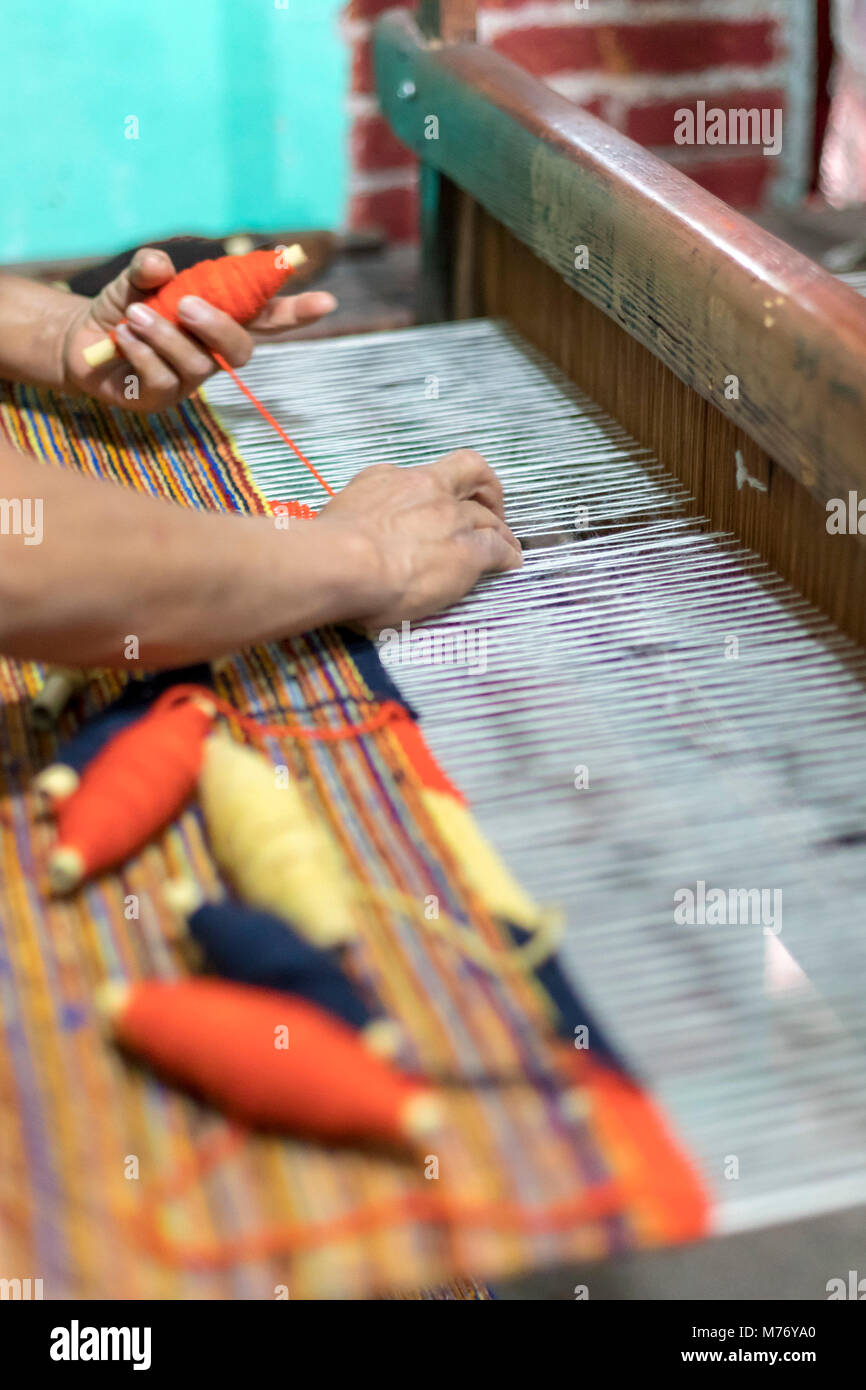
415, 2, 478, 321
417, 0, 477, 44
375, 10, 866, 647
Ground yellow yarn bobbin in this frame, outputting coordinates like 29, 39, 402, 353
419, 788, 541, 929
198, 731, 358, 949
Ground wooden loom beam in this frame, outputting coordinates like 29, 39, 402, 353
415, 2, 478, 322
375, 10, 866, 524
417, 1, 477, 44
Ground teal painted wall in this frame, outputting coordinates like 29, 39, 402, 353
1, 0, 348, 264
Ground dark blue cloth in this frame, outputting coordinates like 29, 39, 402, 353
188, 899, 374, 1031
334, 626, 418, 719
508, 923, 631, 1077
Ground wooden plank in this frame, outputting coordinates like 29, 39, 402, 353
415, 2, 477, 320
374, 10, 866, 515
418, 1, 477, 43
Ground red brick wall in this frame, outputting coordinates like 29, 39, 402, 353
343, 1, 815, 241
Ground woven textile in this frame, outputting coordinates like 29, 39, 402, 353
0, 381, 705, 1299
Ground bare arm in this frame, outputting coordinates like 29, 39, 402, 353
0, 274, 74, 391
0, 445, 521, 668
0, 255, 519, 665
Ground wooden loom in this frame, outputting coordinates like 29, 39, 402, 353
254, 1, 866, 1286
379, 4, 866, 651
203, 4, 866, 1275
5, 4, 866, 1302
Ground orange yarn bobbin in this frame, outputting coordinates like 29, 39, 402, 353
49, 697, 214, 893
135, 249, 296, 329
82, 248, 304, 369
101, 978, 440, 1145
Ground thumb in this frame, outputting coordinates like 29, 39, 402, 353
126, 247, 176, 293
88, 248, 177, 330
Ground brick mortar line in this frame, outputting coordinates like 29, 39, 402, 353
479, 1, 790, 44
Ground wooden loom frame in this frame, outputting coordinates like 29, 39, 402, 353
375, 6, 866, 647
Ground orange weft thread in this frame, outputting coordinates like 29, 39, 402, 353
111, 979, 430, 1143
135, 1176, 625, 1270
212, 352, 335, 496
390, 714, 467, 803
53, 699, 214, 878
270, 500, 317, 520
157, 683, 404, 744
129, 1118, 625, 1270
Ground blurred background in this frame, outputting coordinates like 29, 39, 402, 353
3, 2, 863, 288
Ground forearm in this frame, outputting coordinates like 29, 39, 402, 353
0, 445, 374, 667
0, 274, 87, 390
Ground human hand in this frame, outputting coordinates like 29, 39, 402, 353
62, 247, 336, 412
317, 450, 522, 628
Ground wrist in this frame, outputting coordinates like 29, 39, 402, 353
56, 295, 94, 394
304, 517, 386, 624
239, 515, 385, 639
0, 274, 90, 393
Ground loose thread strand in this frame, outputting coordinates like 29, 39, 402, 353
211, 352, 336, 497
131, 1119, 625, 1270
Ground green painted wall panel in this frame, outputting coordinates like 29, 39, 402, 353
1, 0, 348, 263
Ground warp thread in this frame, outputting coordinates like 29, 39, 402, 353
509, 923, 632, 1076
335, 626, 419, 719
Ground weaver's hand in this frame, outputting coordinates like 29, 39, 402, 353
62, 248, 337, 413
318, 451, 522, 627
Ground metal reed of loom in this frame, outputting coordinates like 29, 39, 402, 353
204, 319, 866, 1234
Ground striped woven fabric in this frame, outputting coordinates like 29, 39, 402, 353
0, 380, 706, 1299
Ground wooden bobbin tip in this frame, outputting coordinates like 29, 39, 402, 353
190, 694, 217, 719
282, 242, 307, 269
82, 338, 119, 369
48, 847, 85, 895
31, 669, 88, 730
400, 1091, 442, 1140
162, 877, 205, 923
32, 763, 80, 810
361, 1018, 404, 1060
559, 1086, 591, 1123
93, 980, 132, 1028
